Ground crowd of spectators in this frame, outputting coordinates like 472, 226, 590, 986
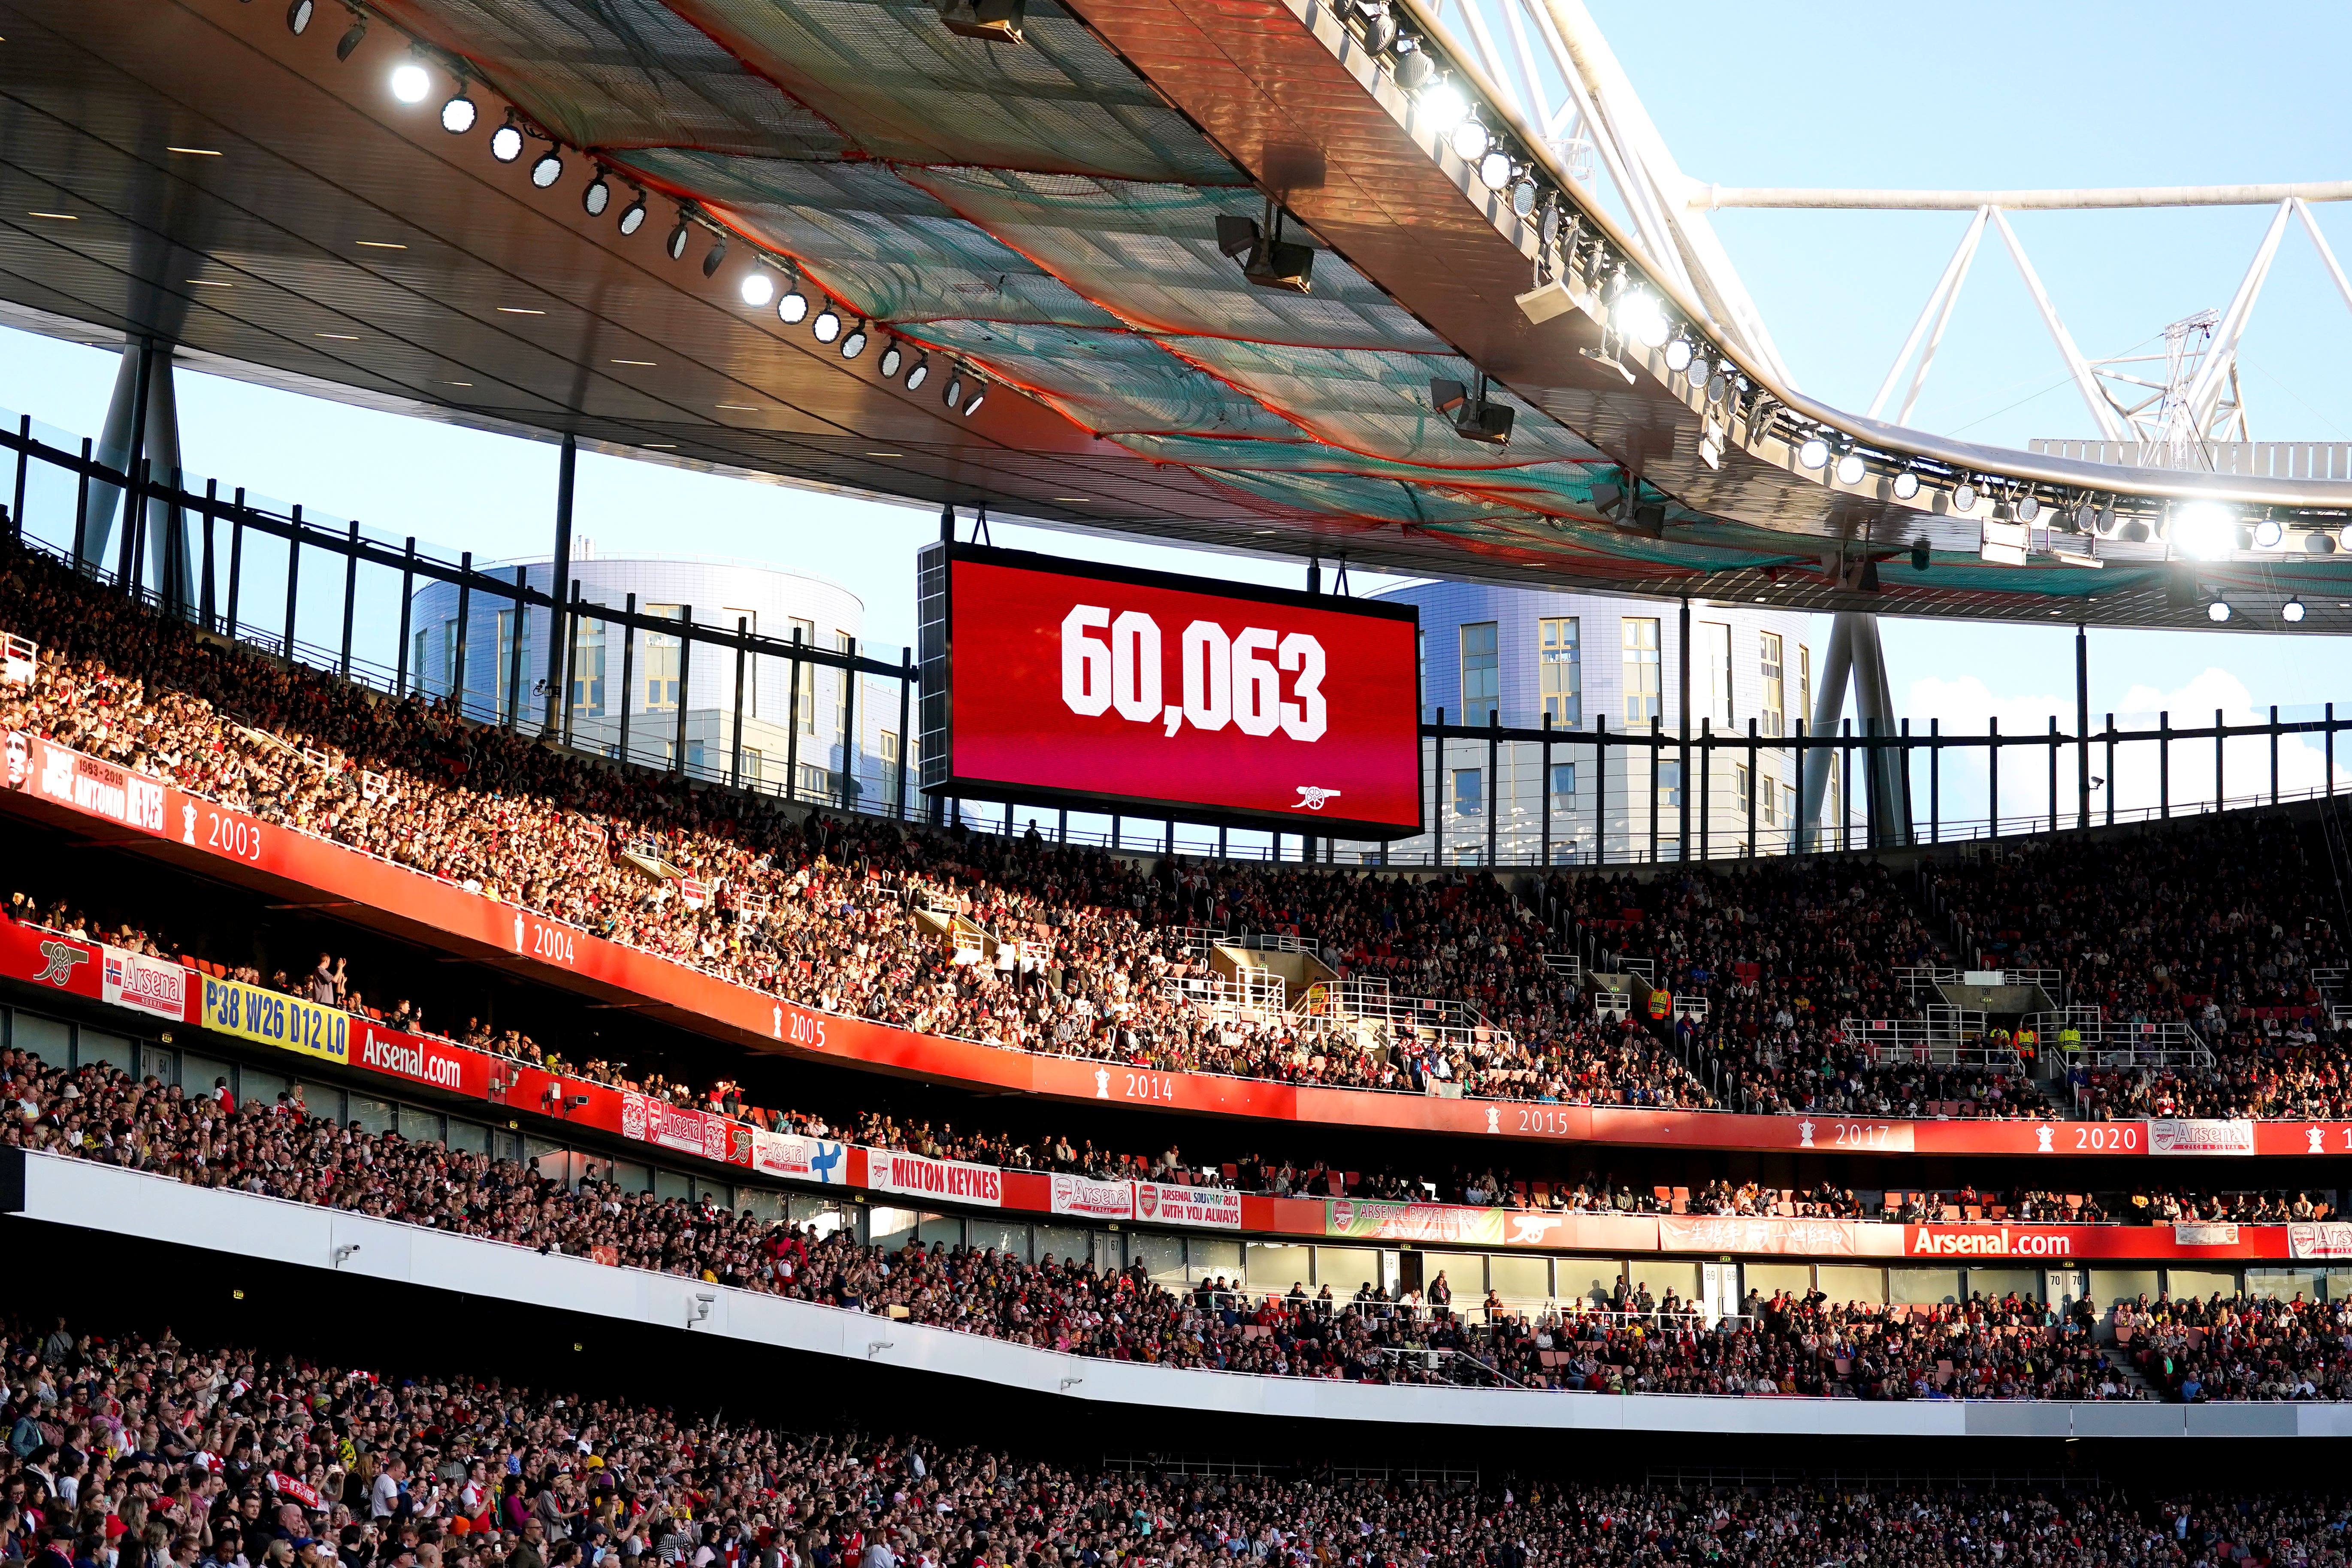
1926, 828, 2349, 1122
2125, 1290, 2352, 1401
1534, 863, 2049, 1121
6, 1317, 2352, 1568
12, 1042, 2352, 1400
8, 891, 2343, 1231
0, 544, 1693, 1109
2, 540, 2349, 1128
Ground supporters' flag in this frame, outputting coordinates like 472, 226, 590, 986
269, 1472, 323, 1508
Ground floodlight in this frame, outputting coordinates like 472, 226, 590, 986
441, 92, 478, 133
390, 62, 431, 103
2173, 502, 2236, 560
739, 270, 774, 308
1797, 438, 1829, 470
489, 115, 524, 162
530, 150, 564, 188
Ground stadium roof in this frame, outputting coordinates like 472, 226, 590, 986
3, 0, 2348, 628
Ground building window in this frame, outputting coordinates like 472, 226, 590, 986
790, 617, 816, 735
1417, 628, 1427, 720
1799, 643, 1812, 732
412, 628, 431, 697
1452, 767, 1484, 817
495, 608, 528, 716
1761, 773, 1779, 827
880, 731, 902, 805
1760, 630, 1785, 738
1548, 760, 1576, 813
1460, 622, 1498, 726
571, 619, 605, 720
1735, 763, 1751, 817
738, 746, 762, 785
644, 604, 685, 712
1539, 616, 1581, 727
438, 618, 458, 698
1657, 758, 1682, 808
1702, 620, 1732, 727
1622, 618, 1660, 725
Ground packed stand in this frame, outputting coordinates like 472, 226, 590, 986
5, 1317, 2352, 1568
1533, 864, 2049, 1119
12, 1042, 2350, 1399
8, 891, 2346, 1229
1924, 826, 2351, 1121
0, 546, 1706, 1109
6, 541, 2350, 1120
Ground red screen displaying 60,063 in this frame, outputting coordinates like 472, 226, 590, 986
944, 550, 1422, 837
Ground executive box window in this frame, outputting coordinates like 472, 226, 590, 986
495, 609, 528, 715
1539, 616, 1581, 726
1460, 621, 1498, 726
1548, 760, 1576, 813
1702, 620, 1732, 726
1452, 767, 1484, 817
791, 617, 816, 734
1622, 617, 1660, 725
644, 604, 685, 711
571, 619, 605, 720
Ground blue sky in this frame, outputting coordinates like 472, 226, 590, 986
2, 0, 2345, 731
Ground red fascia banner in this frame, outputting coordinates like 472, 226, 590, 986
0, 918, 109, 1006
350, 1019, 488, 1097
16, 733, 2352, 1162
5, 732, 168, 838
1897, 1223, 2289, 1261
941, 549, 1422, 837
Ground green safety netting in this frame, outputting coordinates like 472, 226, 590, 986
392, 0, 1663, 543
376, 0, 845, 157
672, 0, 1243, 183
892, 171, 1447, 352
910, 320, 1300, 439
619, 152, 1125, 329
1157, 338, 1602, 468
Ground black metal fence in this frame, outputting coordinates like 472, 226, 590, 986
3, 409, 2345, 868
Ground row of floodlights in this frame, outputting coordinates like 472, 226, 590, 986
290, 3, 990, 417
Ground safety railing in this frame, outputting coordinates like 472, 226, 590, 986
1840, 1008, 2013, 1072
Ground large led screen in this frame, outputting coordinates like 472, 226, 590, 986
934, 546, 1421, 837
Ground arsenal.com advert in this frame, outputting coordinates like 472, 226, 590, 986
941, 548, 1422, 837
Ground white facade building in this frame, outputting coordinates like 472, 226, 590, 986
1337, 583, 1835, 865
407, 551, 914, 813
